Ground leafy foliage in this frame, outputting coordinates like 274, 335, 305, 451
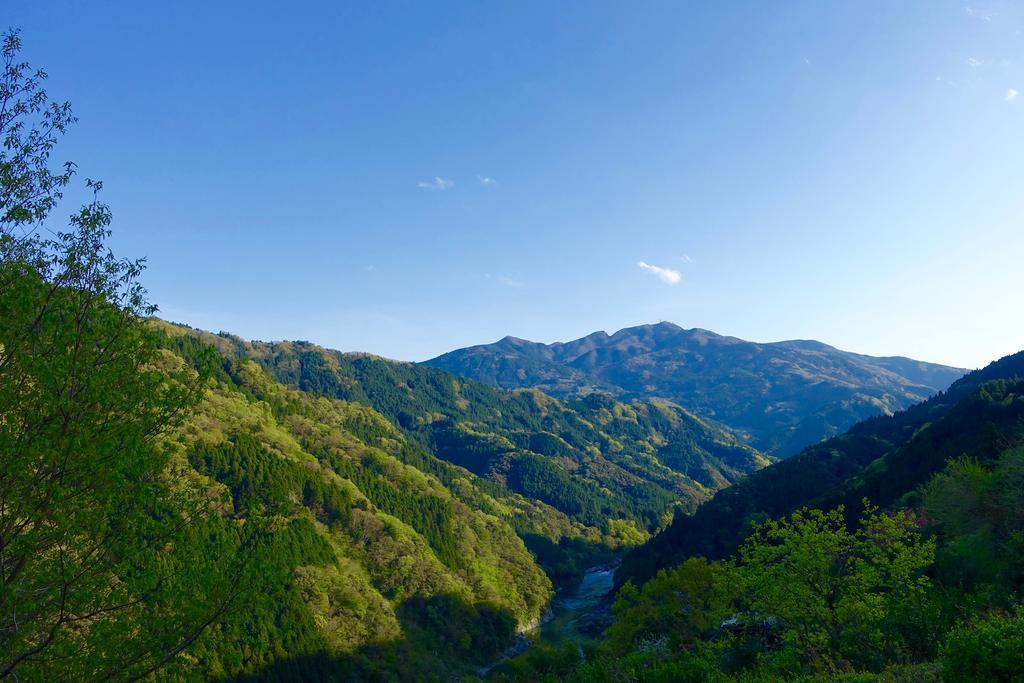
0, 29, 76, 228
736, 506, 934, 673
143, 327, 558, 679
619, 352, 1024, 589
0, 31, 248, 680
941, 607, 1024, 682
568, 352, 1024, 683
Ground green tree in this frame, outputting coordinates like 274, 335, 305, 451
0, 29, 245, 680
941, 607, 1024, 683
738, 505, 935, 674
606, 558, 738, 655
0, 30, 75, 230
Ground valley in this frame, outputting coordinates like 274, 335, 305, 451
3, 13, 1022, 682
145, 321, 1022, 681
128, 320, 778, 678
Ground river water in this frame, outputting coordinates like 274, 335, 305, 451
480, 563, 616, 676
536, 563, 616, 644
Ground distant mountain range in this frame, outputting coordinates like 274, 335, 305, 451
425, 322, 967, 456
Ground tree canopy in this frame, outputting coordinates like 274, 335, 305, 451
0, 29, 247, 680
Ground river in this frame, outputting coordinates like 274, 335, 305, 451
480, 563, 617, 676
536, 562, 616, 644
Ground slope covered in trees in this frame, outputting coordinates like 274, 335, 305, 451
171, 329, 770, 552
133, 321, 773, 678
498, 349, 1024, 682
149, 324, 555, 679
426, 322, 966, 456
617, 348, 1024, 590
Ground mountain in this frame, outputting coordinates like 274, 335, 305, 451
616, 347, 1024, 590
145, 321, 772, 678
157, 323, 1020, 682
425, 322, 967, 457
528, 348, 1024, 681
149, 323, 552, 679
193, 326, 771, 531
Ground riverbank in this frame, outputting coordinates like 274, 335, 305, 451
479, 562, 619, 677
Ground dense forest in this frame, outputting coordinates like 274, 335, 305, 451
618, 348, 1024, 588
152, 327, 554, 679
495, 351, 1024, 681
165, 326, 771, 583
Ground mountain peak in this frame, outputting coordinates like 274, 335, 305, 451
615, 321, 683, 335
773, 339, 836, 352
424, 323, 967, 456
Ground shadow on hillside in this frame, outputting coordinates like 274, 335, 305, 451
227, 592, 518, 682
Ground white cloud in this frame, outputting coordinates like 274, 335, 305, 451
1006, 88, 1019, 101
637, 261, 682, 285
418, 176, 454, 190
679, 254, 695, 264
967, 56, 984, 67
965, 6, 993, 21
484, 273, 526, 288
478, 175, 497, 186
497, 275, 524, 288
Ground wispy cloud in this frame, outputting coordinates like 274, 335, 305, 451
418, 176, 454, 190
679, 254, 695, 264
637, 261, 682, 285
497, 275, 524, 288
1006, 88, 1019, 102
965, 6, 993, 21
966, 56, 1011, 69
478, 175, 497, 186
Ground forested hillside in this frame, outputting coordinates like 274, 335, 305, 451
492, 348, 1024, 681
167, 328, 769, 571
150, 325, 556, 679
128, 321, 769, 678
426, 322, 966, 456
617, 348, 1024, 589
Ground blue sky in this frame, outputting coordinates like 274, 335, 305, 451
7, 1, 1023, 368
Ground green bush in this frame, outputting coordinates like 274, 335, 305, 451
941, 607, 1024, 682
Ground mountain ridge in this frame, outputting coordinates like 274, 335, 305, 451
616, 346, 1024, 590
155, 321, 772, 548
425, 322, 967, 456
